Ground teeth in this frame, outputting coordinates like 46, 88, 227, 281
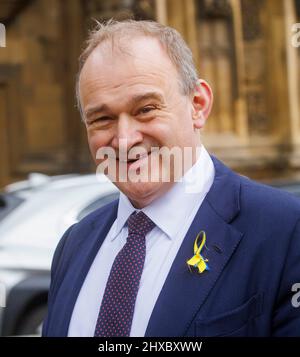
132, 153, 149, 160
118, 159, 136, 163
118, 153, 149, 162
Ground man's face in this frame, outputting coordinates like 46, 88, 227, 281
79, 36, 208, 208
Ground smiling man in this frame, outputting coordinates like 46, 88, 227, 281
43, 20, 300, 337
80, 28, 211, 207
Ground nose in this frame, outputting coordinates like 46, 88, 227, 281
111, 112, 143, 152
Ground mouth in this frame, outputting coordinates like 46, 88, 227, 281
117, 152, 150, 170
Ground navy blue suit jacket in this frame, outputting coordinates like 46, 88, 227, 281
42, 157, 300, 336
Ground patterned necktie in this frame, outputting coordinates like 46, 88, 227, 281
94, 211, 155, 337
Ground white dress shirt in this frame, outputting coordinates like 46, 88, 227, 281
68, 145, 215, 336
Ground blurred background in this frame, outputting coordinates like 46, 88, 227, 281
0, 0, 300, 187
0, 0, 300, 336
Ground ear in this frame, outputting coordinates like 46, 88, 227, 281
191, 79, 213, 129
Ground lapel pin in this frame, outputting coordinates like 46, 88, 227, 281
187, 231, 210, 274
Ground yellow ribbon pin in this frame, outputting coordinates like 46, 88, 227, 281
187, 231, 210, 273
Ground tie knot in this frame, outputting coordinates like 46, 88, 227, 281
127, 211, 155, 237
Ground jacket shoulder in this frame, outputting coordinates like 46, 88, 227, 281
74, 197, 119, 229
236, 174, 300, 230
52, 198, 119, 268
240, 175, 300, 210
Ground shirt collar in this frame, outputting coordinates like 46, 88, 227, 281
110, 145, 215, 241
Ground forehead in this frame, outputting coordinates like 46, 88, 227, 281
79, 36, 180, 106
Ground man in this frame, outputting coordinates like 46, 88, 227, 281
42, 20, 300, 337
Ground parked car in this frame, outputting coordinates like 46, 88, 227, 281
0, 173, 119, 336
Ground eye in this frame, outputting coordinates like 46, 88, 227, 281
138, 105, 157, 115
92, 116, 112, 123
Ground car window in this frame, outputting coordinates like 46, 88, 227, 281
77, 193, 119, 221
0, 193, 25, 222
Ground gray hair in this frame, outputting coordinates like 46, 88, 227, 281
76, 19, 198, 120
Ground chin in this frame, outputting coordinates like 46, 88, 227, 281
117, 181, 166, 208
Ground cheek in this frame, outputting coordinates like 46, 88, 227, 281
87, 131, 109, 158
145, 118, 178, 146
154, 123, 184, 148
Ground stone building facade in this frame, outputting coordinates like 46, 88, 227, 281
0, 0, 300, 187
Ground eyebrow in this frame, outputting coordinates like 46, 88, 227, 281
85, 91, 164, 119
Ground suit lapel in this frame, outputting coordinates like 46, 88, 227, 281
52, 201, 118, 336
145, 157, 244, 337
